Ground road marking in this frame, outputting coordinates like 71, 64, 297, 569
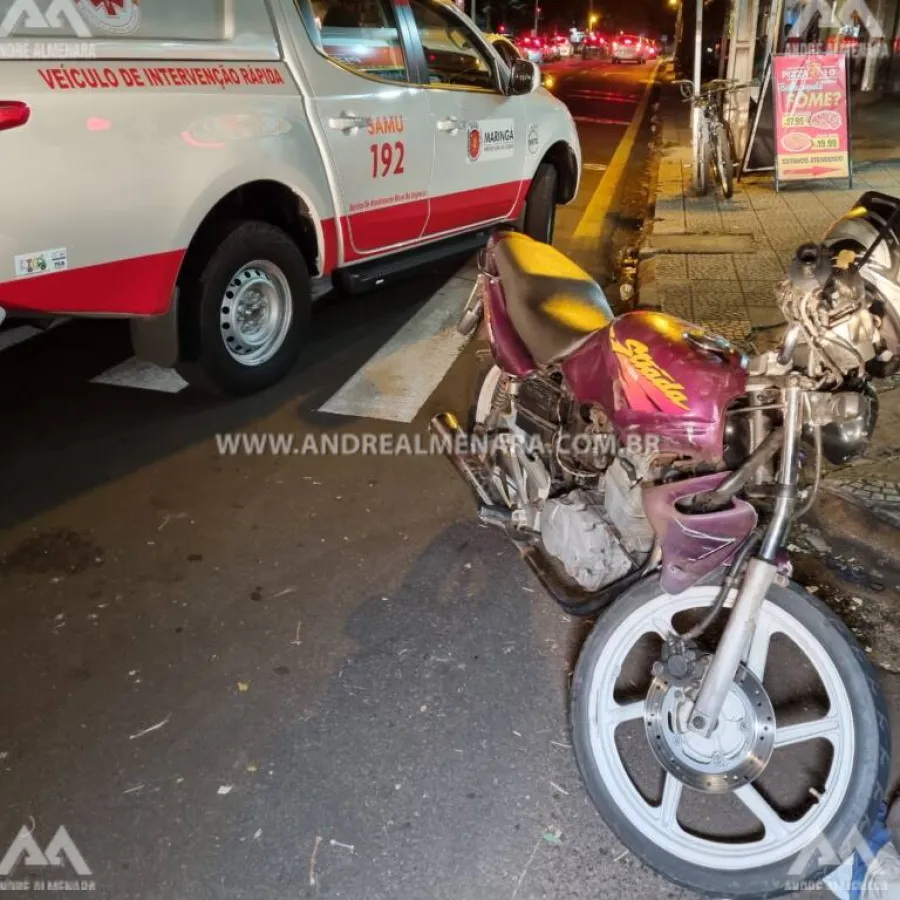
91, 358, 189, 393
318, 261, 478, 423
0, 318, 70, 353
0, 325, 43, 353
582, 163, 608, 171
567, 89, 639, 103
573, 116, 633, 126
573, 57, 662, 241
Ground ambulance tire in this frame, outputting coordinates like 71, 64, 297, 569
178, 220, 311, 396
522, 163, 558, 245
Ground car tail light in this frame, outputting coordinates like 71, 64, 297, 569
0, 101, 30, 132
624, 38, 632, 44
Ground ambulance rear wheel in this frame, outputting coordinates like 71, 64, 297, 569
522, 163, 558, 245
178, 220, 311, 396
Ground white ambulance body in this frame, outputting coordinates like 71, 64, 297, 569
0, 0, 581, 394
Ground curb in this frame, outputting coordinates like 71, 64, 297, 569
634, 97, 665, 310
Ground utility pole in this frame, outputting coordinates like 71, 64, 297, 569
691, 0, 704, 190
533, 0, 539, 35
471, 0, 476, 26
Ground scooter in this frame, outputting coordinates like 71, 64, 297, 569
430, 203, 899, 896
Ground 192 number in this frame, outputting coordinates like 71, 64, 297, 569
370, 141, 405, 178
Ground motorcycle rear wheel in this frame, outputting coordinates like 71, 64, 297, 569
571, 573, 889, 898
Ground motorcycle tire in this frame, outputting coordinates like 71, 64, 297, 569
571, 573, 889, 899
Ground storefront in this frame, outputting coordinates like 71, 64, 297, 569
752, 0, 900, 91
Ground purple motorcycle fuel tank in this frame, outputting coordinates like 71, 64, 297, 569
562, 310, 748, 463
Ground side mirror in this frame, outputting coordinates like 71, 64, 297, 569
509, 58, 540, 95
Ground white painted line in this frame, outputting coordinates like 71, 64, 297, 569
318, 261, 478, 423
0, 325, 43, 352
573, 115, 633, 126
91, 357, 189, 393
0, 317, 72, 353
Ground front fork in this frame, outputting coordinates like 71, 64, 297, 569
687, 378, 803, 738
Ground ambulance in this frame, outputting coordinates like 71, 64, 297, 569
0, 0, 581, 394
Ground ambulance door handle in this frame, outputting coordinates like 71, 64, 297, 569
437, 117, 461, 134
328, 112, 370, 134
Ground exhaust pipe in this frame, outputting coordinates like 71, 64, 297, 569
0, 307, 6, 328
429, 412, 493, 506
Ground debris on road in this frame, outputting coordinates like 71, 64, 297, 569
329, 839, 354, 853
237, 681, 249, 692
309, 835, 322, 887
542, 827, 562, 845
550, 781, 569, 796
128, 714, 171, 740
217, 785, 233, 796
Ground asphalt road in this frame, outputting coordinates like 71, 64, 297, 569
0, 59, 732, 900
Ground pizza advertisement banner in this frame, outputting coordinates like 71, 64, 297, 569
773, 53, 851, 184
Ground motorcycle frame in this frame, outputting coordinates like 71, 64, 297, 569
687, 377, 802, 737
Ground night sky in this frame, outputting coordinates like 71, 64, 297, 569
482, 0, 683, 37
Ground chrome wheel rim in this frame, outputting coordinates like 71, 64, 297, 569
583, 586, 856, 870
219, 260, 292, 367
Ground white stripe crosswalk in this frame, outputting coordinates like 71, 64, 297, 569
318, 261, 478, 423
0, 259, 481, 419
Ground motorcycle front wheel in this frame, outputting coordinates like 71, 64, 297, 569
571, 574, 889, 899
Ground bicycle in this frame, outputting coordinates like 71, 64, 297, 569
676, 78, 746, 200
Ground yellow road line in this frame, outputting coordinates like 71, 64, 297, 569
572, 58, 662, 240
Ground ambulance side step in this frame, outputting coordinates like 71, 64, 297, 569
334, 228, 494, 295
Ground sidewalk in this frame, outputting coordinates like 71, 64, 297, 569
639, 85, 900, 342
637, 77, 900, 675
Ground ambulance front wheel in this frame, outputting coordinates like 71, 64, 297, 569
177, 220, 311, 396
522, 163, 558, 245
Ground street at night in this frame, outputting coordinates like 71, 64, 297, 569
0, 58, 677, 900
6, 0, 900, 886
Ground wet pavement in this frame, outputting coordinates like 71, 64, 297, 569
0, 59, 687, 900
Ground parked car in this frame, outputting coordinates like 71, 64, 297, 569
539, 35, 561, 61
514, 33, 544, 63
582, 31, 609, 56
611, 33, 648, 63
0, 0, 581, 395
552, 34, 573, 57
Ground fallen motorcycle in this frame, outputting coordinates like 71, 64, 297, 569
431, 203, 899, 896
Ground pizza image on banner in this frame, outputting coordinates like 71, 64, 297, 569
467, 119, 515, 161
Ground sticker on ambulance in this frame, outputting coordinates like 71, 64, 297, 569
467, 119, 515, 161
79, 0, 141, 35
14, 248, 68, 278
527, 125, 539, 155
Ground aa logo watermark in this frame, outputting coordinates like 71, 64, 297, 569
0, 825, 95, 892
0, 0, 141, 40
786, 822, 900, 894
789, 0, 885, 41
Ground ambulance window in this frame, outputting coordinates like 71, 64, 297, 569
299, 0, 410, 83
409, 0, 497, 91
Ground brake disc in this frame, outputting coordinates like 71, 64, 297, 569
644, 662, 776, 794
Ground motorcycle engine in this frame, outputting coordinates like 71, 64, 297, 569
540, 489, 634, 592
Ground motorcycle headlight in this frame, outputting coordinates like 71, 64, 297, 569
804, 386, 878, 465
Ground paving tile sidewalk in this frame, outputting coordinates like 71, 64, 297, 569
637, 77, 900, 586
639, 80, 900, 343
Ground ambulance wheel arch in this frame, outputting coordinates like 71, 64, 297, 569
133, 180, 322, 395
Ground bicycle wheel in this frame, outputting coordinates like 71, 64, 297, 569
694, 129, 709, 196
716, 125, 734, 199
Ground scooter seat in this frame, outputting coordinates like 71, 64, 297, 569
492, 232, 614, 366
